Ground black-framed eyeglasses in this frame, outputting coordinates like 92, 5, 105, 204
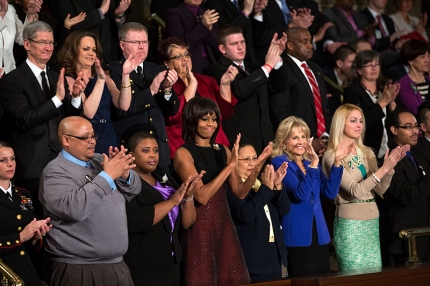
238, 157, 258, 163
28, 39, 57, 47
361, 63, 380, 69
65, 134, 98, 143
122, 40, 150, 46
169, 53, 192, 61
395, 125, 421, 130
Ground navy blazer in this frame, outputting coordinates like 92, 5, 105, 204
227, 184, 290, 274
272, 156, 343, 247
108, 59, 179, 170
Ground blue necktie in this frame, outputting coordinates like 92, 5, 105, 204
281, 0, 291, 25
85, 161, 95, 170
231, 0, 240, 11
406, 151, 419, 171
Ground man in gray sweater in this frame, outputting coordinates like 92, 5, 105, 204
39, 116, 141, 286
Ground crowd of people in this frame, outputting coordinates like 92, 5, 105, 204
1, 0, 430, 286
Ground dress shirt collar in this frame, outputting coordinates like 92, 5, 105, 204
62, 150, 90, 167
287, 54, 306, 69
425, 136, 430, 143
233, 60, 245, 70
367, 6, 381, 19
135, 63, 144, 74
0, 182, 12, 197
26, 58, 49, 88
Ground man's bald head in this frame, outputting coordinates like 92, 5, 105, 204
59, 116, 96, 161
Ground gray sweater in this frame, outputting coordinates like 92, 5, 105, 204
39, 152, 141, 264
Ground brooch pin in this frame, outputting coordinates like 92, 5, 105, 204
161, 174, 168, 184
410, 82, 418, 94
213, 144, 220, 151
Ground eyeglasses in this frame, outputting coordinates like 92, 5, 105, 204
361, 63, 380, 69
65, 134, 99, 143
238, 157, 258, 163
28, 39, 57, 47
122, 40, 150, 46
396, 125, 421, 130
169, 53, 192, 61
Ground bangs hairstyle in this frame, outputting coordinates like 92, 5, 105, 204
127, 131, 157, 153
57, 31, 103, 77
158, 37, 189, 64
217, 24, 244, 45
182, 97, 221, 145
344, 50, 387, 90
400, 39, 430, 66
327, 104, 377, 173
0, 140, 12, 149
271, 116, 311, 161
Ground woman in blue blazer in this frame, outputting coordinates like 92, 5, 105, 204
271, 117, 349, 277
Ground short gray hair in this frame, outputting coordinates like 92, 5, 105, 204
118, 22, 148, 41
23, 21, 53, 40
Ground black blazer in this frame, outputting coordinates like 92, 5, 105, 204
124, 177, 182, 280
0, 62, 80, 181
204, 55, 288, 153
384, 145, 430, 259
227, 184, 290, 275
360, 8, 396, 51
322, 67, 344, 116
108, 60, 179, 171
0, 186, 42, 286
414, 137, 430, 168
280, 55, 332, 137
343, 83, 389, 156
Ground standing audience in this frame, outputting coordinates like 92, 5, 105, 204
323, 104, 406, 271
271, 116, 347, 277
39, 116, 140, 286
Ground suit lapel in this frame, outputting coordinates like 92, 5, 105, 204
0, 189, 21, 213
142, 181, 173, 233
21, 63, 46, 104
334, 6, 355, 32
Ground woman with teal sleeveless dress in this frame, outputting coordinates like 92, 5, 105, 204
322, 104, 407, 271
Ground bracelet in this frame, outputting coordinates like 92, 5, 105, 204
274, 183, 283, 191
372, 173, 381, 183
116, 14, 125, 20
64, 24, 71, 29
308, 165, 318, 169
263, 63, 273, 71
121, 83, 131, 88
182, 195, 194, 203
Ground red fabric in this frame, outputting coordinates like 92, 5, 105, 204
165, 73, 236, 158
376, 15, 387, 37
400, 31, 428, 44
301, 63, 326, 136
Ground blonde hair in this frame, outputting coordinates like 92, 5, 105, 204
327, 104, 377, 173
272, 116, 311, 161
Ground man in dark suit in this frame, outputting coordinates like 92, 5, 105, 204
281, 27, 331, 154
0, 21, 83, 218
108, 22, 179, 173
385, 110, 430, 264
416, 103, 430, 167
204, 24, 288, 153
50, 0, 129, 62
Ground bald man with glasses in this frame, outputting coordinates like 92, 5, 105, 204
39, 116, 141, 286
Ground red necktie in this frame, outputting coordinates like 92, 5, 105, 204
301, 62, 326, 136
376, 15, 387, 37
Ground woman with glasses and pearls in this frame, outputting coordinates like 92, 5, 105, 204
158, 37, 237, 159
344, 50, 400, 160
322, 104, 407, 271
271, 116, 349, 277
227, 143, 290, 282
57, 31, 144, 154
397, 40, 430, 116
174, 97, 260, 285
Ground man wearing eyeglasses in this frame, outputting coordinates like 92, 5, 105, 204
383, 110, 430, 265
108, 22, 179, 173
39, 116, 141, 285
0, 21, 86, 218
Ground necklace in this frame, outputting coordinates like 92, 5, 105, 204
345, 146, 364, 169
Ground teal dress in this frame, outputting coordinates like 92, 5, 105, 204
334, 155, 382, 271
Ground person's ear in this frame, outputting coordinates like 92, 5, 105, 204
219, 44, 226, 54
390, 126, 398, 136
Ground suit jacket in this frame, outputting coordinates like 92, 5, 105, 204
385, 146, 430, 259
166, 3, 220, 73
205, 0, 256, 63
343, 83, 389, 156
227, 184, 290, 275
272, 156, 343, 246
322, 67, 343, 116
0, 186, 42, 286
323, 5, 369, 43
361, 8, 396, 51
50, 0, 120, 62
108, 60, 179, 170
414, 137, 430, 170
166, 73, 233, 158
204, 56, 288, 153
280, 55, 332, 137
124, 177, 182, 282
0, 62, 80, 181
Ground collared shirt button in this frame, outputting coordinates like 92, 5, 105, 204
7, 242, 11, 245
0, 243, 2, 246
17, 215, 22, 220
150, 118, 153, 121
132, 90, 135, 94
20, 251, 25, 256
129, 79, 133, 83
15, 240, 20, 244
150, 131, 153, 134
147, 104, 150, 107
18, 227, 22, 231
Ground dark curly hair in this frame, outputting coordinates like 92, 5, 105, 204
57, 31, 103, 77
